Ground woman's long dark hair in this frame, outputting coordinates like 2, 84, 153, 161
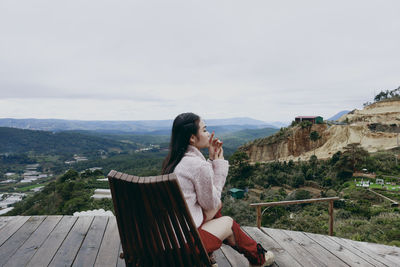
161, 112, 200, 174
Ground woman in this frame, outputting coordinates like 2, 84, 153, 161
162, 112, 274, 267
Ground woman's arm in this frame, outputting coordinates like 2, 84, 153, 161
193, 161, 226, 211
209, 159, 228, 193
203, 202, 222, 222
207, 146, 228, 193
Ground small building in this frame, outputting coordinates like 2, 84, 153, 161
376, 179, 384, 185
295, 116, 323, 124
228, 188, 245, 199
91, 189, 112, 199
362, 180, 370, 187
356, 179, 370, 188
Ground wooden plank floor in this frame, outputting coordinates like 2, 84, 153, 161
0, 216, 399, 267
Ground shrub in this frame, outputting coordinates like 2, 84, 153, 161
262, 206, 287, 225
337, 209, 351, 219
291, 174, 305, 188
59, 169, 79, 182
292, 189, 311, 200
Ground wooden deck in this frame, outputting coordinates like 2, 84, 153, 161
0, 216, 399, 266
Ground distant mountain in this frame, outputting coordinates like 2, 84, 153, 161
70, 127, 279, 153
265, 121, 290, 128
220, 127, 278, 155
207, 118, 287, 129
206, 117, 269, 126
0, 118, 170, 132
328, 111, 350, 121
222, 127, 279, 140
0, 123, 278, 157
0, 117, 278, 133
0, 127, 137, 155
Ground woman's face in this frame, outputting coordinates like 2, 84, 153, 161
190, 120, 210, 149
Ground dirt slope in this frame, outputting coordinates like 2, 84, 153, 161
241, 100, 400, 162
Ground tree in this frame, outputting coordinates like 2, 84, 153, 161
309, 131, 321, 156
374, 86, 400, 102
330, 151, 341, 165
228, 151, 253, 186
59, 169, 79, 182
229, 151, 249, 166
292, 174, 305, 188
300, 121, 313, 129
309, 155, 318, 179
294, 189, 311, 200
342, 143, 369, 172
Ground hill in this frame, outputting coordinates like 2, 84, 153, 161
0, 127, 137, 155
69, 127, 278, 158
6, 169, 113, 216
0, 125, 278, 167
241, 100, 400, 162
2, 127, 279, 215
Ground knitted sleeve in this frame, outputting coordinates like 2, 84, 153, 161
206, 159, 229, 194
193, 161, 224, 211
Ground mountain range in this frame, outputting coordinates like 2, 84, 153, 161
0, 117, 284, 134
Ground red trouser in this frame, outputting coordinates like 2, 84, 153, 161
197, 208, 265, 265
197, 210, 223, 253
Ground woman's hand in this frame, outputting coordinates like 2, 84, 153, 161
208, 131, 223, 160
215, 145, 224, 159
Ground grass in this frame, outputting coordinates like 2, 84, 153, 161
36, 155, 60, 162
368, 183, 400, 191
354, 180, 400, 191
16, 182, 49, 192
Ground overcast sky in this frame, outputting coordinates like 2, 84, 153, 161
0, 0, 399, 123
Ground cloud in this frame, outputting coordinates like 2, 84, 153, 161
0, 0, 399, 121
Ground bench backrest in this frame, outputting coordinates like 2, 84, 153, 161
108, 170, 212, 267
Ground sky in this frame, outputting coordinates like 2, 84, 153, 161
0, 0, 399, 123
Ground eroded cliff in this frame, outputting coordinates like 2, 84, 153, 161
241, 100, 400, 162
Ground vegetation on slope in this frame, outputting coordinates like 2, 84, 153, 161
0, 127, 137, 155
7, 169, 113, 215
222, 145, 400, 246
3, 124, 400, 247
363, 85, 400, 106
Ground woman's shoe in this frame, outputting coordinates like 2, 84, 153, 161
209, 252, 218, 267
249, 244, 275, 267
249, 251, 275, 267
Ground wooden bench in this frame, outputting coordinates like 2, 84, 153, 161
108, 170, 215, 267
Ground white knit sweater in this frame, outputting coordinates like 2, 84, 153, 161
174, 145, 229, 227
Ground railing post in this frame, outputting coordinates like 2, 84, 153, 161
329, 200, 334, 236
257, 206, 261, 228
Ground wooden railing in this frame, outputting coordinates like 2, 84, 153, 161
250, 197, 340, 236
